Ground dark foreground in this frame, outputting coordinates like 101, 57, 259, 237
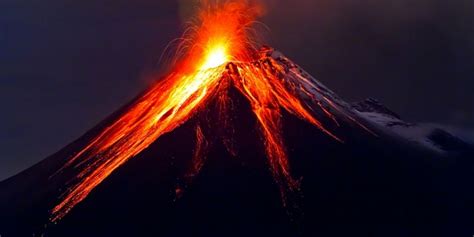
1, 89, 473, 237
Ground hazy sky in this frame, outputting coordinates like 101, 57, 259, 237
1, 0, 473, 180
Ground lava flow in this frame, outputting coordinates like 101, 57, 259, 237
51, 0, 371, 222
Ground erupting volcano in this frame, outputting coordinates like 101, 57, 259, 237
2, 1, 473, 236
50, 1, 373, 222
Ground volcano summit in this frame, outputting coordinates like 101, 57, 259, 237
1, 1, 473, 237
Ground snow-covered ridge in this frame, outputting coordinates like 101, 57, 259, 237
353, 98, 473, 153
266, 48, 472, 154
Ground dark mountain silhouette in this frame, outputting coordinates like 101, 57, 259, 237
1, 49, 473, 237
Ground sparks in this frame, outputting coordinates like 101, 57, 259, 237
50, 0, 372, 222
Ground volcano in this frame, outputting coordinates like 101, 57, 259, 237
1, 1, 474, 237
1, 46, 473, 237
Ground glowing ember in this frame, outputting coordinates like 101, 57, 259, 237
50, 0, 372, 222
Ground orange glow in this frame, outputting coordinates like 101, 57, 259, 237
201, 45, 228, 70
50, 0, 372, 222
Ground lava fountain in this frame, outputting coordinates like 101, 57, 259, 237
50, 0, 372, 222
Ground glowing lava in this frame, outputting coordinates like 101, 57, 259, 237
51, 0, 372, 222
201, 45, 228, 69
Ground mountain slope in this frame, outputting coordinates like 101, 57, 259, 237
0, 49, 473, 237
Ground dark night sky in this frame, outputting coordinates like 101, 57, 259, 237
1, 0, 473, 180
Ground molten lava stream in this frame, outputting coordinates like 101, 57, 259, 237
51, 0, 263, 222
52, 65, 226, 221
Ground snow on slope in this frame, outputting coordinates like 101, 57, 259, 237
353, 98, 473, 153
267, 48, 472, 154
